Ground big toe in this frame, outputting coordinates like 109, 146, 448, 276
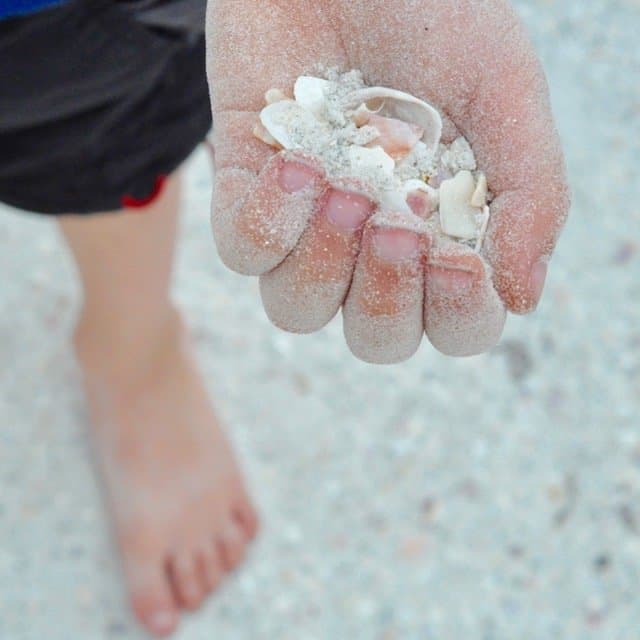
218, 518, 248, 573
128, 560, 179, 637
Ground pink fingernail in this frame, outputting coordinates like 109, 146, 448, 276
529, 258, 549, 304
429, 266, 475, 294
325, 189, 374, 230
373, 228, 420, 262
278, 161, 318, 193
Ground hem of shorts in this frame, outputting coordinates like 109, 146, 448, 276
0, 135, 209, 216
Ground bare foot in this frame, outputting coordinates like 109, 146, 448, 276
74, 309, 259, 637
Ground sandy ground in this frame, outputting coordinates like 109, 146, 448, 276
1, 1, 639, 638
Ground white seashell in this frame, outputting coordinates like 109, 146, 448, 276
253, 122, 282, 149
470, 172, 488, 208
378, 189, 414, 214
265, 88, 288, 105
402, 179, 439, 204
260, 99, 329, 150
474, 205, 491, 252
439, 170, 482, 240
351, 102, 386, 127
344, 87, 443, 152
294, 76, 332, 120
349, 145, 395, 178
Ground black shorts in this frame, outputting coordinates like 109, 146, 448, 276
0, 0, 212, 215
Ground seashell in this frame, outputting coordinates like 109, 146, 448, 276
344, 86, 443, 152
364, 114, 424, 160
470, 172, 488, 208
402, 180, 439, 217
294, 76, 332, 119
439, 170, 482, 240
474, 205, 491, 252
402, 179, 439, 204
265, 88, 288, 105
259, 99, 330, 150
378, 189, 414, 214
253, 122, 282, 149
352, 102, 386, 127
349, 145, 396, 178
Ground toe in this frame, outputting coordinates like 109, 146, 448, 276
233, 500, 260, 541
198, 544, 224, 593
169, 553, 206, 612
260, 185, 375, 333
424, 245, 506, 357
217, 520, 247, 573
126, 557, 179, 637
343, 222, 426, 364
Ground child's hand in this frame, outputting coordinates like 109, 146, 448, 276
206, 0, 570, 363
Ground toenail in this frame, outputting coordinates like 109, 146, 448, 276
529, 258, 549, 306
373, 228, 420, 262
148, 610, 177, 635
278, 160, 318, 193
429, 265, 475, 294
325, 189, 374, 230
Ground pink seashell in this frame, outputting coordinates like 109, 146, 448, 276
364, 114, 424, 160
345, 86, 443, 152
406, 189, 436, 219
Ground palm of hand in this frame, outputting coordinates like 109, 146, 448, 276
206, 0, 569, 363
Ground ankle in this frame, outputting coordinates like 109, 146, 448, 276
73, 304, 185, 380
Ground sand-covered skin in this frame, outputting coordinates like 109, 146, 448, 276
207, 0, 570, 363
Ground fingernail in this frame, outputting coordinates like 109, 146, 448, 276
148, 610, 177, 634
529, 258, 549, 304
325, 189, 374, 230
373, 228, 420, 262
278, 160, 318, 193
429, 266, 475, 294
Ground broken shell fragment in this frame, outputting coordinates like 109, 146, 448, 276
474, 205, 491, 252
294, 76, 332, 119
470, 172, 488, 208
364, 113, 424, 160
345, 86, 443, 152
259, 99, 330, 150
349, 145, 396, 178
402, 179, 439, 203
265, 88, 288, 105
352, 102, 384, 127
378, 189, 414, 214
253, 122, 282, 149
402, 180, 439, 217
439, 170, 482, 240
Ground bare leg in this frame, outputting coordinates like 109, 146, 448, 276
59, 172, 259, 637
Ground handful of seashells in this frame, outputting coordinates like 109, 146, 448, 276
253, 70, 491, 251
